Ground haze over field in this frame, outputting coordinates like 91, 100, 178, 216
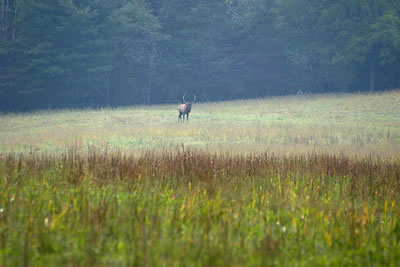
1, 0, 400, 265
1, 0, 400, 111
1, 91, 400, 156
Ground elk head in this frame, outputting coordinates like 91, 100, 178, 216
178, 94, 196, 122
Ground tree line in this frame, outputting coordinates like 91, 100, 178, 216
1, 0, 400, 111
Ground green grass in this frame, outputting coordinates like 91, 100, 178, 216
1, 150, 400, 266
1, 91, 400, 155
1, 91, 400, 266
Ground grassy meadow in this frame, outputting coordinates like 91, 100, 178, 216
1, 91, 400, 155
1, 91, 400, 266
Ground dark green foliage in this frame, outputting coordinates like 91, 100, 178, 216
1, 0, 400, 111
276, 0, 400, 92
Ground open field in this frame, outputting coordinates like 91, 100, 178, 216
1, 91, 400, 266
1, 91, 400, 156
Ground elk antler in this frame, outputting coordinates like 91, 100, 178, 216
182, 94, 186, 103
193, 94, 196, 103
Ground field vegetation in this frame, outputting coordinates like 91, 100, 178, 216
1, 91, 400, 156
1, 91, 400, 266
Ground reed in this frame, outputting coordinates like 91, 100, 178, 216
1, 148, 399, 266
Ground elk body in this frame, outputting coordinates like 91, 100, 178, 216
178, 94, 196, 122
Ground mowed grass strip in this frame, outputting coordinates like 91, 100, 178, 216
0, 149, 400, 266
0, 90, 399, 155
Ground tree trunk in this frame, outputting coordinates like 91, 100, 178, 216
369, 61, 375, 92
0, 0, 3, 40
3, 0, 8, 40
146, 42, 160, 105
12, 0, 16, 40
146, 67, 154, 105
107, 72, 111, 107
1, 0, 5, 26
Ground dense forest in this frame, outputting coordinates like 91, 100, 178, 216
1, 0, 400, 111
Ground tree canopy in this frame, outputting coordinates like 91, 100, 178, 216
1, 0, 400, 111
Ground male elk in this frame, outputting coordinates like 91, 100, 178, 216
178, 94, 196, 122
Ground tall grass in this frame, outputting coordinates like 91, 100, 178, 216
1, 148, 400, 266
1, 91, 400, 265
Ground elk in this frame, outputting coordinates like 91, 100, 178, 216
178, 94, 196, 122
